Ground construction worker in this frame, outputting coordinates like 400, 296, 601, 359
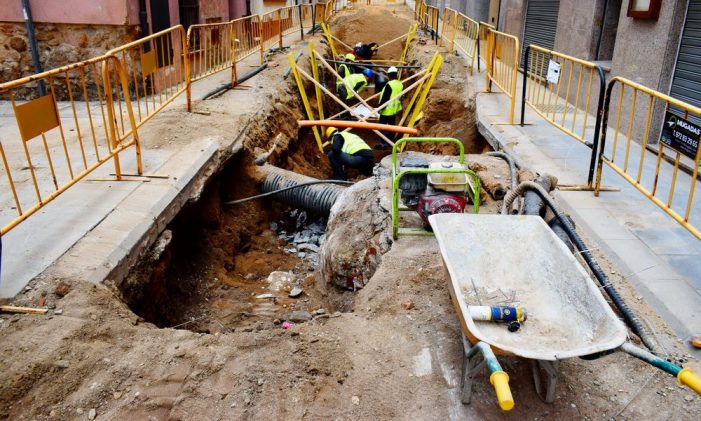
326, 127, 374, 180
376, 66, 403, 149
338, 68, 373, 119
339, 68, 373, 100
336, 53, 356, 92
353, 42, 379, 60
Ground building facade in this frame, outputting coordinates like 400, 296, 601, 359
0, 0, 244, 84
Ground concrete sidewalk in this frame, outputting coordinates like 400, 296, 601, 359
472, 71, 701, 353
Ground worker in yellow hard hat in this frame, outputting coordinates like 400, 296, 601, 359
336, 53, 357, 91
325, 127, 374, 180
375, 66, 403, 149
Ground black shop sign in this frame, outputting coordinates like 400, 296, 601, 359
660, 112, 701, 159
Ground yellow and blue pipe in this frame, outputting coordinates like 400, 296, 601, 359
621, 342, 701, 395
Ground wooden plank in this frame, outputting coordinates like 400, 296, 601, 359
0, 305, 48, 315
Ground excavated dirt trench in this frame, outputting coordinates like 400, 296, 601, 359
2, 6, 700, 420
117, 6, 487, 335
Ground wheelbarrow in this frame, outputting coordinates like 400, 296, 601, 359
429, 213, 701, 411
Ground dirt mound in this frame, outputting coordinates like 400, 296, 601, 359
332, 6, 414, 60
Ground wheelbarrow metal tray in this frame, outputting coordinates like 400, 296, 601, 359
429, 214, 628, 361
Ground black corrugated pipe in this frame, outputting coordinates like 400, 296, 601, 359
225, 165, 351, 215
548, 216, 575, 253
502, 181, 658, 352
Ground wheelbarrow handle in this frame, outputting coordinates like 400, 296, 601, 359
621, 342, 701, 396
678, 368, 701, 395
490, 370, 515, 411
467, 341, 515, 411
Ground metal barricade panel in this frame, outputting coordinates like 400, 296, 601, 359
0, 56, 140, 235
596, 77, 701, 239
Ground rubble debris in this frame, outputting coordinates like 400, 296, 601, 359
88, 408, 97, 420
54, 281, 72, 297
402, 301, 414, 310
287, 310, 312, 323
288, 287, 304, 298
351, 395, 360, 405
267, 271, 295, 292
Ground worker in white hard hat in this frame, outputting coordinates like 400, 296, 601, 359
375, 66, 403, 149
325, 127, 374, 180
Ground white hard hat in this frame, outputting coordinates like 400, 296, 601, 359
388, 66, 398, 74
355, 42, 362, 48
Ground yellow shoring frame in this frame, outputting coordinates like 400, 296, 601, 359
399, 52, 443, 151
308, 41, 325, 121
288, 53, 323, 152
397, 23, 418, 78
310, 52, 394, 145
398, 52, 437, 127
320, 22, 341, 62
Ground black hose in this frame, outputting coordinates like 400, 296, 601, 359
324, 59, 421, 69
224, 180, 352, 205
502, 182, 658, 352
486, 151, 519, 213
201, 61, 269, 100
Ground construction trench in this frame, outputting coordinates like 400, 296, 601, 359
0, 4, 700, 420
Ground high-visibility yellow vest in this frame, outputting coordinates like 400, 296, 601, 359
380, 79, 403, 116
339, 132, 371, 154
341, 73, 367, 100
336, 63, 351, 87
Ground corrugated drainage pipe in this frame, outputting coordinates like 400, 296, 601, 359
258, 165, 348, 215
501, 181, 658, 352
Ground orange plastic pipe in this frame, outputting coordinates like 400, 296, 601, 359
298, 120, 419, 135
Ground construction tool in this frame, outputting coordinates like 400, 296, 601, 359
255, 133, 284, 166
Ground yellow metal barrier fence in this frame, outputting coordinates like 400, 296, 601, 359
520, 44, 605, 185
260, 9, 284, 51
441, 8, 479, 74
477, 21, 494, 73
440, 7, 458, 50
232, 15, 263, 63
107, 25, 190, 120
595, 77, 701, 239
187, 21, 235, 84
301, 4, 314, 29
485, 27, 519, 124
0, 56, 140, 235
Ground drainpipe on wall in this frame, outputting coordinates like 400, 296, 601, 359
595, 0, 609, 60
21, 0, 45, 96
139, 0, 150, 38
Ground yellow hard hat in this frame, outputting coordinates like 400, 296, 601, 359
344, 53, 356, 62
326, 126, 338, 138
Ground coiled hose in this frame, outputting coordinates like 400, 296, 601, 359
501, 181, 658, 352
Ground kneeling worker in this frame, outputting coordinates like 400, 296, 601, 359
326, 127, 374, 180
338, 69, 373, 119
376, 66, 403, 149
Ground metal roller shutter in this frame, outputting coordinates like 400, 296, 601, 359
521, 0, 561, 66
671, 0, 701, 122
